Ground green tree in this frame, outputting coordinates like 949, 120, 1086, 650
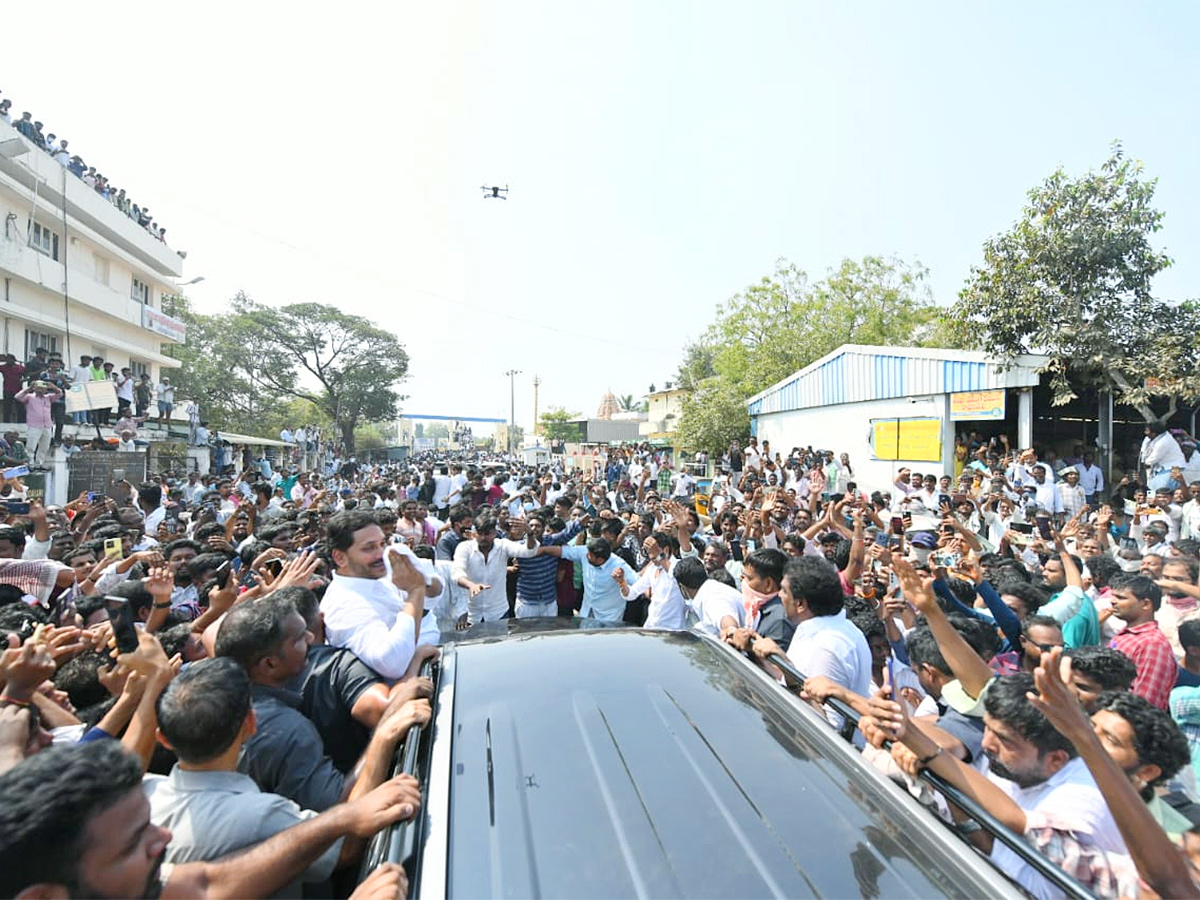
675, 342, 716, 391
675, 381, 750, 455
160, 292, 294, 435
425, 423, 449, 441
539, 407, 583, 441
675, 255, 947, 445
953, 143, 1200, 423
233, 300, 409, 455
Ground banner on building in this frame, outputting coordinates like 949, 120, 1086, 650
141, 305, 187, 343
949, 389, 1006, 422
65, 380, 117, 413
871, 417, 942, 462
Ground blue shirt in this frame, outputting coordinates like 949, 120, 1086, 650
516, 521, 582, 604
561, 544, 628, 622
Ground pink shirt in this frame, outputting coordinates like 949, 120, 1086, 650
15, 387, 60, 428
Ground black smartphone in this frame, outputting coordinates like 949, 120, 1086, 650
890, 516, 904, 535
1035, 516, 1053, 540
214, 560, 232, 589
105, 596, 139, 655
265, 558, 284, 577
5, 501, 29, 514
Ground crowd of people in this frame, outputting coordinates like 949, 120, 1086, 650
1, 90, 170, 244
2, 427, 1200, 895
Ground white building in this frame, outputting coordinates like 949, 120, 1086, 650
0, 121, 186, 384
746, 344, 1048, 493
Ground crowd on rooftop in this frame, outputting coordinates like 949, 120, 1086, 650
3, 427, 1200, 894
1, 90, 170, 244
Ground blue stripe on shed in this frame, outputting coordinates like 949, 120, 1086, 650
820, 354, 846, 405
874, 355, 906, 399
943, 360, 985, 392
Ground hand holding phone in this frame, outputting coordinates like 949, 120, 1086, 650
105, 596, 139, 655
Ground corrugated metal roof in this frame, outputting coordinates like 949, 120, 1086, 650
746, 344, 1047, 416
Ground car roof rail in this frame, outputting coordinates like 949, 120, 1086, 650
359, 655, 437, 889
758, 649, 1095, 900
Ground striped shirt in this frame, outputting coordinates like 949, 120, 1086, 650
515, 521, 583, 604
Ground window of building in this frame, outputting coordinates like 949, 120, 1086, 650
24, 329, 59, 361
131, 277, 150, 304
29, 221, 59, 261
129, 360, 148, 379
93, 253, 110, 286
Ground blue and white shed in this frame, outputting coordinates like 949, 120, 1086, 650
745, 345, 1048, 491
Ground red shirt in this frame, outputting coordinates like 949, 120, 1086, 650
1111, 621, 1177, 709
0, 363, 24, 394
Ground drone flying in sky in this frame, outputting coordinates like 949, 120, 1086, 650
480, 184, 509, 200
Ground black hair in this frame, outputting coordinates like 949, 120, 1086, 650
998, 581, 1047, 615
1164, 556, 1200, 584
0, 741, 144, 896
447, 503, 472, 524
1179, 618, 1200, 653
905, 625, 949, 675
1084, 555, 1122, 591
0, 525, 26, 547
0, 584, 22, 607
984, 673, 1076, 758
163, 537, 203, 559
51, 648, 111, 711
783, 556, 844, 617
157, 657, 251, 764
599, 519, 623, 538
945, 612, 1002, 661
709, 566, 737, 588
851, 613, 886, 644
214, 594, 295, 671
327, 509, 379, 554
73, 592, 107, 625
187, 551, 230, 586
781, 533, 806, 552
842, 594, 877, 621
1173, 540, 1200, 559
375, 507, 398, 526
273, 585, 319, 630
743, 548, 786, 587
673, 555, 707, 590
473, 513, 497, 534
412, 544, 435, 562
137, 481, 162, 507
1063, 645, 1137, 691
943, 577, 977, 608
157, 622, 196, 661
107, 578, 154, 619
1094, 691, 1189, 795
1021, 614, 1062, 635
586, 537, 612, 561
1109, 572, 1163, 612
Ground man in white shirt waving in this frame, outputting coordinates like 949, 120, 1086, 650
452, 512, 538, 625
321, 509, 435, 681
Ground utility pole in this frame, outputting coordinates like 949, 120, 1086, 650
532, 374, 541, 436
505, 369, 521, 456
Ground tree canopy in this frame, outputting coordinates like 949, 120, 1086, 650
161, 294, 407, 454
539, 406, 583, 442
673, 255, 949, 453
953, 143, 1199, 423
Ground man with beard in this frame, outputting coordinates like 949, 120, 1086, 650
320, 510, 432, 681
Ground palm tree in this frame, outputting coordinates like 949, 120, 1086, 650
618, 394, 635, 412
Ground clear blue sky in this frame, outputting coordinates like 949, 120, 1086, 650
4, 0, 1197, 431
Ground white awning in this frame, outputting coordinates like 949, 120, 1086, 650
213, 430, 292, 448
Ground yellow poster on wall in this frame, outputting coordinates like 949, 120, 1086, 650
949, 389, 1006, 422
872, 417, 942, 462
